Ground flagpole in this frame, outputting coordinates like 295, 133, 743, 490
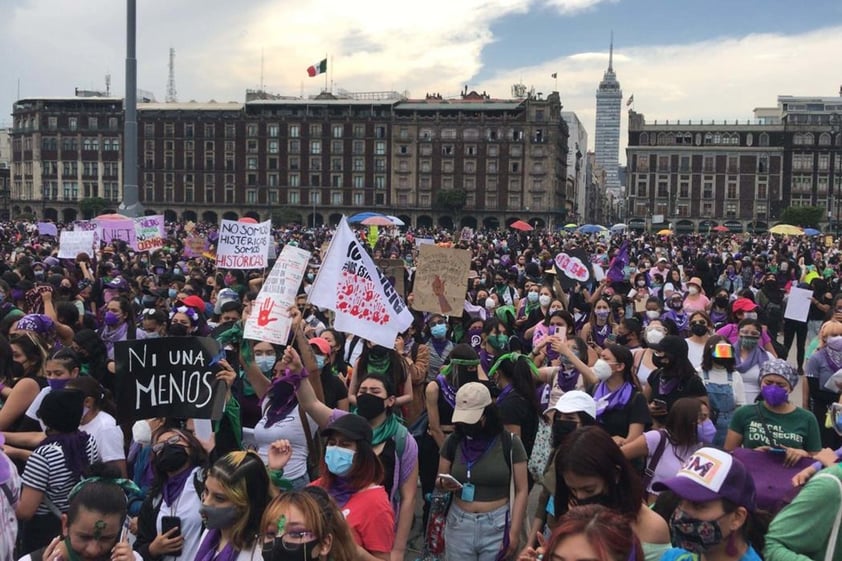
330, 54, 334, 93
324, 52, 328, 93
554, 74, 558, 92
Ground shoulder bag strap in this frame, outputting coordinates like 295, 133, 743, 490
642, 429, 670, 491
754, 403, 779, 448
814, 473, 842, 561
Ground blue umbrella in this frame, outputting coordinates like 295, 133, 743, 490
578, 224, 606, 234
804, 228, 821, 236
348, 212, 383, 223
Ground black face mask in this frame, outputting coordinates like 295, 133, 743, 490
154, 444, 190, 473
369, 345, 390, 360
714, 297, 729, 308
615, 334, 630, 346
653, 354, 671, 369
168, 323, 189, 337
552, 420, 578, 448
356, 392, 387, 420
690, 323, 709, 337
263, 539, 319, 561
456, 422, 484, 439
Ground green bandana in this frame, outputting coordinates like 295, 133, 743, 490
371, 413, 401, 446
367, 355, 391, 375
486, 352, 541, 380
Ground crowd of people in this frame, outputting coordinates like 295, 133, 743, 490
2, 219, 842, 561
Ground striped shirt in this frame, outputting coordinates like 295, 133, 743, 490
21, 435, 99, 515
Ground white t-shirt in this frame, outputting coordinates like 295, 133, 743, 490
738, 351, 773, 404
686, 339, 706, 372
253, 404, 317, 480
154, 466, 204, 561
701, 366, 747, 406
24, 387, 51, 428
80, 412, 126, 463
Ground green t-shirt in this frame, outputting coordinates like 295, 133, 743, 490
441, 433, 527, 502
729, 404, 822, 452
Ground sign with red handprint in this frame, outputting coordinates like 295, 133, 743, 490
411, 244, 471, 316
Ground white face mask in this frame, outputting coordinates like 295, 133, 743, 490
539, 294, 552, 307
592, 359, 613, 381
645, 328, 666, 346
743, 312, 758, 321
485, 298, 496, 310
645, 310, 661, 320
688, 286, 700, 296
132, 420, 152, 445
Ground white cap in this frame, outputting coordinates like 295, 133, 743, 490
544, 390, 596, 421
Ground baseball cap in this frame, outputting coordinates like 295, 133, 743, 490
322, 413, 372, 443
732, 297, 758, 313
214, 288, 239, 315
758, 358, 799, 390
649, 334, 688, 357
181, 295, 206, 311
544, 390, 596, 421
309, 337, 331, 356
653, 447, 756, 512
451, 382, 493, 425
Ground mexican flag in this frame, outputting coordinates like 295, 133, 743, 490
306, 59, 327, 77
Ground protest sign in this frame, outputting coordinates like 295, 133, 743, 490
183, 235, 210, 258
309, 218, 413, 348
114, 336, 227, 421
95, 218, 137, 249
554, 249, 594, 290
412, 244, 471, 316
784, 286, 813, 323
215, 219, 272, 269
460, 227, 474, 242
134, 215, 165, 252
244, 245, 311, 345
415, 237, 435, 247
37, 222, 58, 237
376, 258, 406, 296
58, 231, 96, 259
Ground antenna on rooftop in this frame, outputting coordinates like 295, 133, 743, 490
105, 73, 111, 96
166, 47, 177, 103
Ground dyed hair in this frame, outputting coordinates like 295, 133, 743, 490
206, 451, 271, 551
260, 487, 357, 561
10, 332, 47, 375
318, 433, 384, 494
819, 320, 842, 348
554, 426, 644, 517
547, 505, 643, 561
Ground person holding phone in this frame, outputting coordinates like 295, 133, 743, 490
134, 427, 208, 561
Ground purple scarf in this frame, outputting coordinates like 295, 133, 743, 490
460, 435, 496, 467
556, 368, 579, 392
326, 477, 357, 508
263, 368, 307, 427
658, 375, 681, 395
735, 346, 769, 374
437, 374, 457, 408
479, 349, 496, 373
496, 384, 514, 404
431, 338, 449, 357
162, 467, 193, 507
194, 529, 237, 561
40, 431, 91, 480
593, 381, 633, 417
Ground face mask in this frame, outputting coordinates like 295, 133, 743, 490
615, 333, 630, 346
669, 300, 683, 310
527, 292, 539, 303
324, 445, 355, 476
264, 538, 320, 561
456, 422, 484, 439
306, 273, 315, 282
142, 296, 157, 308
154, 443, 190, 473
539, 294, 552, 307
488, 334, 508, 351
173, 268, 182, 276
552, 419, 578, 448
549, 306, 562, 314
430, 324, 448, 339
34, 270, 45, 280
742, 312, 758, 321
485, 298, 496, 310
255, 355, 276, 374
595, 310, 610, 321
740, 336, 759, 351
0, 292, 5, 304
224, 274, 235, 286
697, 419, 716, 444
645, 328, 665, 346
104, 311, 121, 327
132, 420, 152, 445
688, 286, 700, 296
713, 297, 728, 308
592, 359, 613, 381
646, 310, 660, 320
48, 378, 71, 390
314, 354, 327, 369
761, 384, 789, 406
468, 328, 483, 350
200, 504, 241, 530
637, 280, 646, 287
827, 336, 842, 352
356, 392, 387, 420
369, 345, 389, 361
169, 323, 189, 337
652, 354, 670, 369
670, 509, 725, 553
168, 288, 178, 299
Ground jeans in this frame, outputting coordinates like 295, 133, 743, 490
445, 502, 509, 561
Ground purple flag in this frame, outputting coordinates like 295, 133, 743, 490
37, 222, 58, 237
606, 240, 629, 283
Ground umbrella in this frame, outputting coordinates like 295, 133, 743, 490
769, 224, 804, 236
385, 215, 405, 226
657, 229, 673, 236
712, 225, 729, 232
563, 223, 578, 230
348, 212, 383, 223
510, 220, 534, 231
610, 223, 627, 231
238, 217, 257, 224
96, 213, 130, 220
578, 224, 605, 234
361, 215, 395, 226
804, 228, 821, 236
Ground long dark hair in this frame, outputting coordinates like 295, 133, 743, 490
66, 375, 118, 419
73, 329, 110, 386
554, 426, 644, 518
664, 397, 702, 448
604, 344, 640, 390
357, 343, 407, 394
491, 354, 540, 414
147, 425, 208, 495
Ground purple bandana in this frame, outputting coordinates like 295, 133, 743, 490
593, 381, 633, 417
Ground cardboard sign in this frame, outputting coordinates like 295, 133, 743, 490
114, 336, 227, 421
244, 245, 311, 345
554, 249, 594, 290
215, 219, 272, 269
134, 215, 165, 252
37, 222, 58, 237
95, 218, 137, 248
183, 235, 210, 258
376, 258, 406, 297
412, 244, 471, 316
58, 231, 96, 259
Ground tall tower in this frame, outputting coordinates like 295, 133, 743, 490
594, 33, 622, 199
166, 47, 177, 103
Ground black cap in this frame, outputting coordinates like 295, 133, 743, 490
38, 389, 84, 433
649, 334, 688, 357
322, 413, 372, 443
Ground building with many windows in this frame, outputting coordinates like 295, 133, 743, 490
10, 89, 570, 228
594, 39, 622, 198
625, 93, 842, 232
561, 111, 587, 223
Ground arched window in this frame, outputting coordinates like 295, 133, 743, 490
819, 132, 832, 146
804, 133, 815, 145
657, 133, 668, 145
759, 132, 769, 147
639, 132, 649, 146
704, 133, 713, 145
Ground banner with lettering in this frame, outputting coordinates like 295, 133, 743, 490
95, 218, 137, 249
58, 231, 96, 259
114, 336, 227, 421
412, 245, 471, 316
37, 222, 58, 237
554, 249, 594, 290
134, 215, 165, 252
376, 258, 406, 297
183, 235, 210, 258
309, 217, 413, 348
215, 219, 272, 269
244, 245, 312, 345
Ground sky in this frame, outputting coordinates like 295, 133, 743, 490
4, 0, 842, 161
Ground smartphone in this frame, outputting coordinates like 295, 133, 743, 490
161, 516, 182, 538
769, 448, 786, 455
652, 399, 668, 409
437, 473, 463, 489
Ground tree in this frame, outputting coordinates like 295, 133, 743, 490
434, 188, 467, 213
779, 206, 825, 228
271, 208, 303, 226
79, 197, 109, 219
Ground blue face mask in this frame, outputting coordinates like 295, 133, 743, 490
255, 355, 276, 374
168, 288, 177, 299
0, 292, 5, 304
315, 355, 326, 369
324, 445, 355, 476
430, 324, 448, 339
